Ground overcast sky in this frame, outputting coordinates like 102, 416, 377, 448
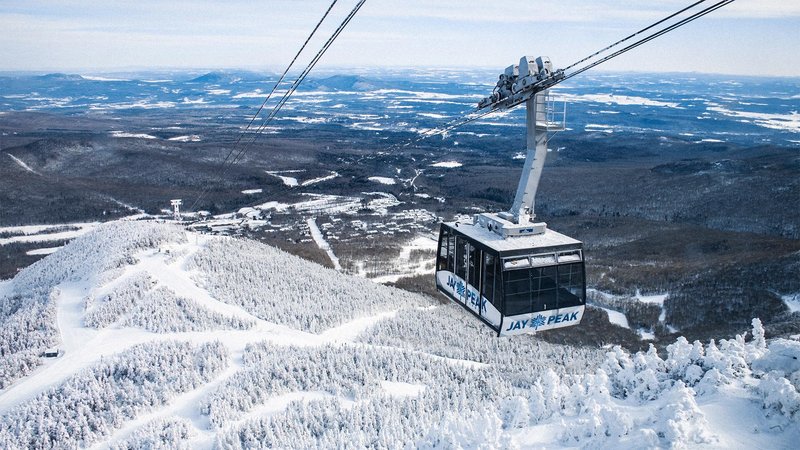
1, 0, 798, 76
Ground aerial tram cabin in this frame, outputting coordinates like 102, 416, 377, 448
436, 222, 585, 336
435, 56, 586, 336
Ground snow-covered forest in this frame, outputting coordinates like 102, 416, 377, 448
187, 238, 427, 333
0, 341, 227, 448
0, 223, 186, 389
0, 222, 798, 449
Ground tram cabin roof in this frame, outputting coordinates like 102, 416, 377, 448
442, 221, 582, 257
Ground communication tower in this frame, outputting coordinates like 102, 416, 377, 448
170, 199, 182, 221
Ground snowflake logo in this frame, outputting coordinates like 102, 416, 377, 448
531, 314, 547, 329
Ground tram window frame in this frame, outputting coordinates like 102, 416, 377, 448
532, 266, 558, 311
455, 237, 467, 280
468, 244, 481, 290
556, 262, 585, 308
437, 228, 450, 271
446, 234, 456, 272
503, 267, 533, 316
502, 263, 562, 316
482, 253, 502, 310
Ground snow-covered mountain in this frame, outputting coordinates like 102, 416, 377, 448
0, 221, 798, 449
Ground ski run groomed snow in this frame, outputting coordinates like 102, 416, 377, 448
0, 221, 798, 449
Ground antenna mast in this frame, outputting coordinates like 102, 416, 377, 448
170, 199, 182, 221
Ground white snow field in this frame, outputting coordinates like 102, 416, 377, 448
367, 176, 396, 185
264, 170, 300, 187
302, 171, 339, 186
561, 93, 681, 109
0, 221, 100, 246
0, 221, 798, 449
306, 217, 342, 271
109, 131, 158, 139
167, 134, 202, 142
430, 161, 463, 168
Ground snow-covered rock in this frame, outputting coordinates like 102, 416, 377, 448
752, 339, 800, 375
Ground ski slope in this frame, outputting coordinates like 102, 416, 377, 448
0, 221, 798, 449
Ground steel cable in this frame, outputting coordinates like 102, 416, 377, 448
188, 0, 363, 212
402, 0, 735, 142
229, 0, 367, 167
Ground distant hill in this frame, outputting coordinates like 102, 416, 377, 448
36, 73, 84, 81
306, 74, 377, 91
189, 70, 270, 84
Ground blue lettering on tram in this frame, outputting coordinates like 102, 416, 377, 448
446, 274, 486, 314
504, 311, 580, 332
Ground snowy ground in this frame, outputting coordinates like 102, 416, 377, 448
6, 152, 40, 175
264, 170, 300, 187
782, 293, 800, 313
1, 222, 797, 449
0, 221, 101, 246
370, 234, 438, 283
430, 160, 462, 168
368, 176, 396, 185
306, 217, 342, 271
588, 288, 673, 339
596, 305, 631, 329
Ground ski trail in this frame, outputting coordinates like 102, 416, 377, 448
0, 242, 322, 416
0, 325, 321, 417
264, 170, 299, 187
106, 196, 147, 215
306, 217, 342, 271
138, 241, 262, 327
370, 234, 437, 283
409, 168, 423, 190
0, 228, 438, 445
348, 342, 490, 370
301, 171, 338, 186
221, 391, 337, 432
88, 310, 410, 448
92, 345, 247, 450
6, 152, 40, 175
594, 305, 630, 329
0, 223, 100, 246
320, 310, 398, 342
0, 282, 106, 415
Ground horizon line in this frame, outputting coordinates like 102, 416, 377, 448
1, 67, 799, 80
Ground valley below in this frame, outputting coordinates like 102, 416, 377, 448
1, 69, 798, 345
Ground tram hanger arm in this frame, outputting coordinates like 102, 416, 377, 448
477, 71, 565, 113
